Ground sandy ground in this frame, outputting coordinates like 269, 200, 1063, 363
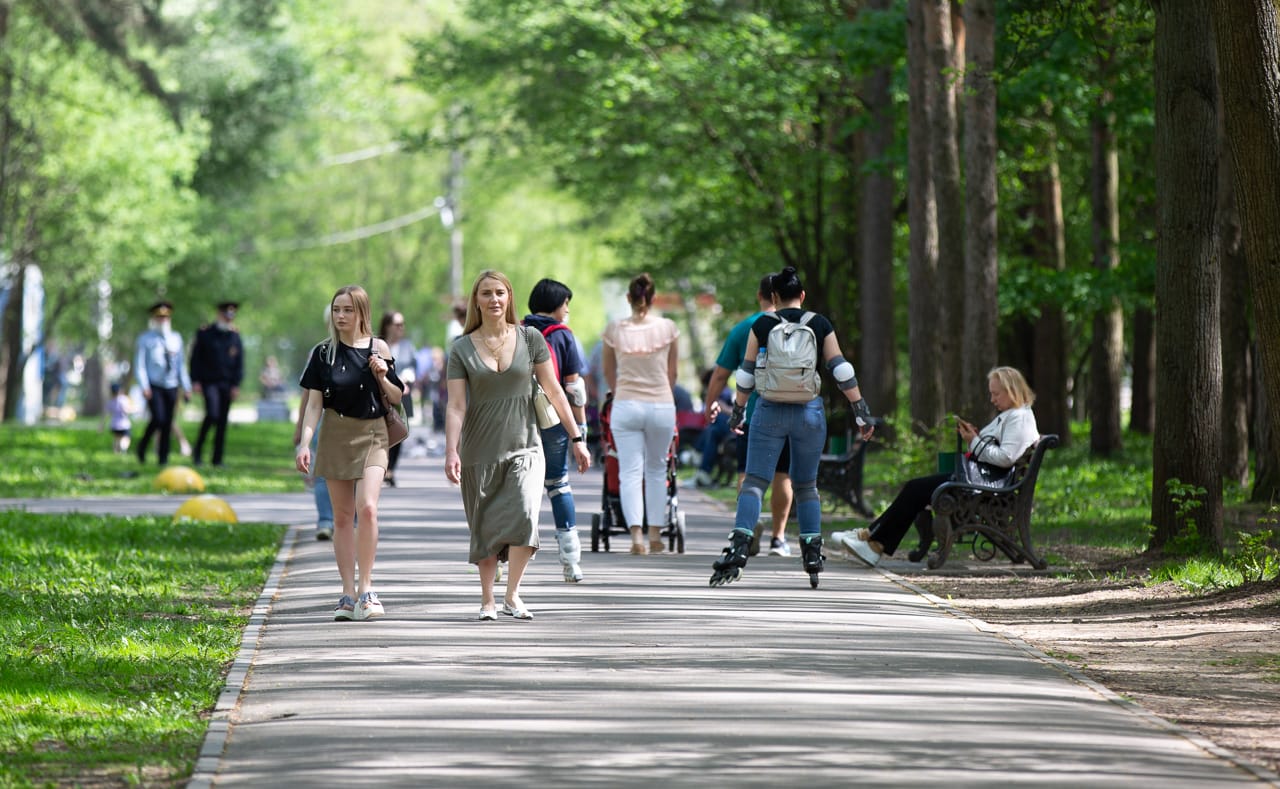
893, 545, 1280, 780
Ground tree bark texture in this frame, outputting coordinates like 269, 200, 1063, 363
1130, 307, 1156, 434
923, 0, 965, 410
1152, 0, 1223, 548
1217, 107, 1251, 488
1211, 0, 1280, 502
1020, 154, 1070, 445
907, 0, 945, 433
961, 0, 998, 423
1089, 0, 1125, 456
858, 2, 898, 421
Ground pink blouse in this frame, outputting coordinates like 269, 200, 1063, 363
603, 316, 680, 403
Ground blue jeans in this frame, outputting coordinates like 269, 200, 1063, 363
697, 412, 730, 474
733, 398, 825, 537
539, 423, 576, 531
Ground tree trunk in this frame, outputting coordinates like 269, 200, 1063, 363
1130, 307, 1156, 434
1020, 151, 1070, 445
858, 0, 897, 422
960, 0, 998, 423
923, 0, 965, 411
1151, 0, 1223, 548
1, 262, 25, 421
1254, 342, 1278, 501
1211, 0, 1280, 503
907, 0, 945, 434
1218, 109, 1251, 488
1089, 0, 1125, 457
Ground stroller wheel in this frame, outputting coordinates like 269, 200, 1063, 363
674, 511, 687, 554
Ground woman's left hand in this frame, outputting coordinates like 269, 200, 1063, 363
571, 441, 591, 473
369, 352, 389, 380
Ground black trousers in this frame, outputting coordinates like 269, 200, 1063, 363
869, 472, 951, 555
194, 382, 234, 465
137, 387, 179, 465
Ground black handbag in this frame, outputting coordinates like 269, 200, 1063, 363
955, 435, 1013, 488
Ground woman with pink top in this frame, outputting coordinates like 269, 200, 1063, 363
602, 273, 680, 555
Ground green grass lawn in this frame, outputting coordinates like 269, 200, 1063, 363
0, 420, 300, 498
0, 511, 285, 787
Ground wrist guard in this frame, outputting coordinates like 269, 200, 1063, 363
852, 398, 874, 428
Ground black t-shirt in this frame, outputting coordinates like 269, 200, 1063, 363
750, 308, 836, 351
299, 341, 403, 419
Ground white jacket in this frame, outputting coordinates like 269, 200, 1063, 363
969, 406, 1039, 468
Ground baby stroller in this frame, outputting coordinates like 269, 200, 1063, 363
590, 393, 687, 553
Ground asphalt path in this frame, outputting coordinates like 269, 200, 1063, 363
4, 450, 1274, 788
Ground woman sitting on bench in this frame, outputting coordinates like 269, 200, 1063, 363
843, 366, 1039, 567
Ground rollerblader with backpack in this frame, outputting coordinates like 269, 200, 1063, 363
709, 267, 876, 589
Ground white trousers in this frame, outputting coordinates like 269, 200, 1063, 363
610, 399, 676, 529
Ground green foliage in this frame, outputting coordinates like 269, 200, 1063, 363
0, 511, 283, 786
1232, 529, 1280, 584
0, 421, 301, 498
1148, 556, 1243, 594
1153, 478, 1211, 557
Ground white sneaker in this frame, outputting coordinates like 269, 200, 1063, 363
768, 538, 792, 557
355, 591, 384, 620
841, 533, 882, 567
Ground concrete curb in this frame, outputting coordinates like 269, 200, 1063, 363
186, 525, 300, 789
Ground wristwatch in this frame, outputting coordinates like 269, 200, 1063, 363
571, 434, 585, 443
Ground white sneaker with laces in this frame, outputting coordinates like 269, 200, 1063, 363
768, 538, 792, 557
355, 591, 384, 620
841, 533, 882, 567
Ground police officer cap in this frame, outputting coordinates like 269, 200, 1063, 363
217, 300, 240, 311
149, 301, 174, 317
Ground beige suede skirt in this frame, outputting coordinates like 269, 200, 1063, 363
315, 409, 389, 481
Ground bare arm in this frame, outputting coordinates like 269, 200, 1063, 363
602, 344, 617, 393
703, 365, 732, 421
292, 389, 324, 473
444, 378, 468, 484
666, 339, 678, 390
536, 361, 590, 472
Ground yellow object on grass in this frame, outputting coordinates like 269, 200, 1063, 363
153, 466, 206, 493
173, 494, 238, 524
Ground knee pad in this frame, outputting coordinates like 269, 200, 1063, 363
793, 482, 820, 505
544, 474, 570, 498
740, 473, 770, 502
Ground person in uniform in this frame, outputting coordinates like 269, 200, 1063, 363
134, 300, 191, 465
189, 301, 244, 467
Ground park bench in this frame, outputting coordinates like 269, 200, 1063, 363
907, 434, 1059, 570
817, 428, 874, 518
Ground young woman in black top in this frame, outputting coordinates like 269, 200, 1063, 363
295, 285, 404, 621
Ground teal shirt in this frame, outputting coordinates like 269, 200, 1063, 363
715, 310, 766, 421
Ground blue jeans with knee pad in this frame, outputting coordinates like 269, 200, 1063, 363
732, 398, 825, 538
540, 423, 575, 531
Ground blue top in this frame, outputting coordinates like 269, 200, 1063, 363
135, 328, 191, 392
715, 310, 765, 421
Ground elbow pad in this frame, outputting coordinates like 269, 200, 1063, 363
734, 359, 757, 394
564, 377, 587, 407
827, 356, 858, 391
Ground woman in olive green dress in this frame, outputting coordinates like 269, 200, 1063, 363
445, 270, 590, 621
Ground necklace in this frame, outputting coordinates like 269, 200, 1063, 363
477, 327, 510, 361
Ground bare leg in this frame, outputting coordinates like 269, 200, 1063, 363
327, 480, 358, 598
355, 465, 386, 596
771, 472, 793, 541
503, 545, 535, 606
477, 556, 498, 611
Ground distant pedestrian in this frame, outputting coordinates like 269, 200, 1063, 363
104, 382, 137, 453
379, 311, 416, 487
190, 301, 244, 467
133, 300, 191, 466
522, 277, 589, 583
601, 273, 680, 555
295, 285, 404, 621
445, 270, 588, 621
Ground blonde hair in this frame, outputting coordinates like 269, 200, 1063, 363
463, 270, 518, 333
988, 366, 1035, 409
324, 285, 373, 364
